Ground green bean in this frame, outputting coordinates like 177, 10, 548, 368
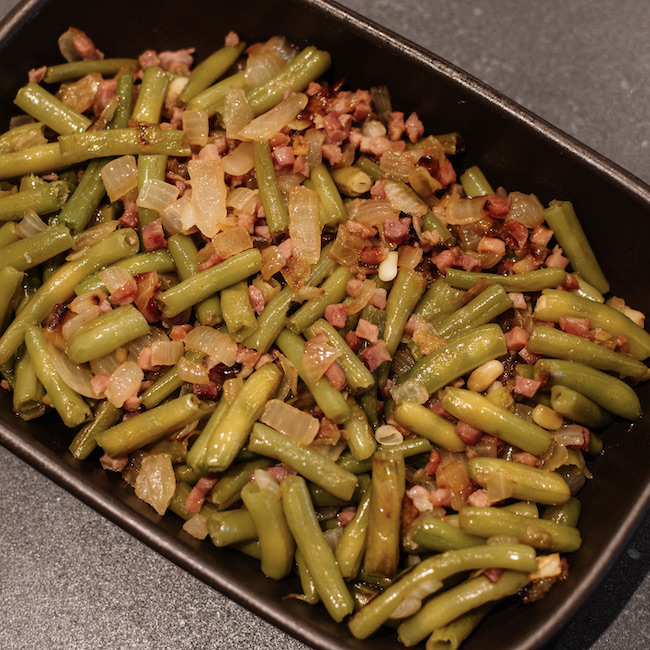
341, 396, 377, 461
0, 222, 20, 247
441, 387, 552, 456
58, 127, 191, 162
12, 349, 46, 421
305, 319, 374, 393
0, 180, 69, 222
543, 497, 581, 528
14, 83, 91, 135
184, 393, 229, 472
335, 482, 372, 579
246, 46, 331, 115
165, 234, 222, 326
310, 163, 347, 227
502, 501, 540, 518
527, 325, 647, 378
108, 73, 134, 130
44, 58, 138, 84
186, 70, 246, 116
425, 603, 492, 650
248, 422, 358, 501
534, 357, 641, 420
0, 225, 73, 272
544, 200, 609, 294
445, 267, 567, 292
330, 166, 372, 198
240, 478, 295, 579
295, 548, 320, 605
459, 165, 493, 197
550, 384, 613, 428
410, 517, 485, 553
423, 210, 454, 245
95, 393, 209, 457
206, 508, 257, 547
393, 401, 465, 452
397, 571, 529, 647
534, 288, 650, 360
363, 449, 405, 578
0, 122, 45, 155
434, 283, 513, 340
397, 323, 507, 394
65, 304, 150, 364
243, 285, 292, 352
207, 457, 274, 510
281, 474, 354, 623
0, 228, 139, 365
24, 326, 91, 427
158, 248, 261, 319
57, 158, 109, 234
74, 249, 176, 295
348, 544, 536, 640
137, 154, 167, 229
168, 481, 218, 521
275, 328, 351, 423
177, 42, 246, 106
131, 66, 169, 124
414, 278, 464, 322
458, 506, 581, 553
202, 364, 282, 472
68, 399, 122, 460
467, 457, 570, 505
254, 140, 289, 237
0, 143, 71, 180
0, 266, 24, 325
221, 280, 257, 342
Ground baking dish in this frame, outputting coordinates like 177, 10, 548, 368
0, 1, 649, 648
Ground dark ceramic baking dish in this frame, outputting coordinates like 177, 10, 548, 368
0, 0, 649, 648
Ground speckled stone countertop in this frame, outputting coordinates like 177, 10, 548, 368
0, 1, 648, 649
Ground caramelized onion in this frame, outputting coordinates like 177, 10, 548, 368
261, 399, 319, 446
134, 453, 176, 516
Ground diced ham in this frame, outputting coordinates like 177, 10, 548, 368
546, 245, 569, 269
197, 251, 224, 272
430, 248, 459, 274
467, 489, 490, 507
193, 382, 220, 399
346, 277, 364, 298
91, 372, 111, 396
323, 112, 348, 145
134, 272, 161, 322
337, 505, 357, 526
361, 340, 391, 371
123, 395, 142, 412
355, 319, 379, 344
109, 278, 138, 306
99, 453, 128, 472
325, 303, 347, 328
477, 236, 506, 258
325, 361, 346, 390
74, 33, 104, 60
506, 220, 529, 249
141, 218, 167, 252
383, 217, 411, 245
277, 238, 292, 260
360, 245, 388, 266
170, 324, 192, 340
138, 49, 160, 69
137, 347, 160, 372
248, 285, 265, 315
306, 81, 322, 96
370, 181, 387, 199
345, 330, 362, 352
272, 145, 294, 169
387, 111, 405, 141
197, 143, 223, 160
119, 201, 139, 228
407, 485, 434, 512
436, 158, 457, 186
322, 143, 342, 165
431, 400, 454, 420
28, 66, 47, 83
423, 448, 441, 476
505, 326, 530, 351
93, 78, 118, 116
483, 568, 504, 584
560, 316, 591, 338
458, 252, 482, 272
530, 224, 554, 246
562, 273, 580, 291
514, 375, 542, 398
266, 464, 296, 483
429, 488, 452, 508
158, 48, 195, 74
369, 288, 387, 309
404, 112, 424, 143
508, 292, 527, 310
455, 421, 484, 445
293, 155, 309, 176
483, 194, 510, 218
185, 474, 219, 513
512, 451, 541, 467
518, 347, 541, 364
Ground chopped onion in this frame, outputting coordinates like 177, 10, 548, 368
398, 245, 423, 270
182, 513, 209, 539
302, 333, 341, 384
105, 360, 144, 407
188, 158, 228, 238
222, 377, 244, 404
222, 141, 256, 176
136, 178, 180, 212
59, 72, 102, 113
46, 341, 98, 398
361, 119, 386, 138
375, 424, 404, 445
16, 209, 48, 238
485, 471, 515, 503
245, 51, 286, 88
212, 225, 253, 259
553, 425, 586, 448
150, 340, 184, 366
162, 192, 192, 235
11, 125, 47, 151
252, 468, 282, 497
98, 265, 135, 294
226, 186, 259, 213
184, 325, 238, 366
223, 85, 253, 138
379, 150, 420, 181
101, 155, 138, 203
181, 109, 209, 146
346, 279, 376, 315
445, 196, 485, 225
288, 185, 320, 266
177, 356, 210, 384
350, 198, 397, 226
134, 453, 176, 516
261, 398, 319, 446
69, 289, 108, 314
62, 305, 100, 341
237, 93, 308, 141
506, 192, 544, 228
305, 127, 325, 170
389, 578, 443, 619
390, 379, 428, 405
383, 179, 428, 218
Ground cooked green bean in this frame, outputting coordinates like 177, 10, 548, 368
335, 483, 372, 579
543, 496, 581, 528
0, 222, 20, 247
108, 73, 134, 130
44, 58, 138, 84
410, 517, 485, 553
0, 180, 69, 221
445, 267, 566, 292
393, 400, 466, 453
254, 140, 289, 237
341, 396, 377, 461
68, 399, 122, 460
248, 422, 358, 500
414, 278, 464, 322
206, 457, 274, 511
330, 166, 372, 198
168, 481, 219, 521
186, 70, 247, 116
533, 288, 650, 360
534, 357, 641, 420
467, 457, 571, 505
549, 384, 614, 428
0, 225, 73, 271
14, 83, 91, 134
295, 548, 320, 605
137, 154, 167, 229
425, 604, 492, 650
423, 210, 454, 245
310, 162, 347, 227
0, 266, 24, 325
459, 165, 493, 197
441, 387, 552, 457
12, 348, 46, 421
281, 474, 354, 623
206, 508, 257, 547
0, 122, 45, 155
24, 326, 91, 427
132, 66, 169, 124
221, 280, 257, 341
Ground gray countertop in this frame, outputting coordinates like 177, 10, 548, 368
0, 0, 648, 648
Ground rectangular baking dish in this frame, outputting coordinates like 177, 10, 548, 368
0, 1, 649, 649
